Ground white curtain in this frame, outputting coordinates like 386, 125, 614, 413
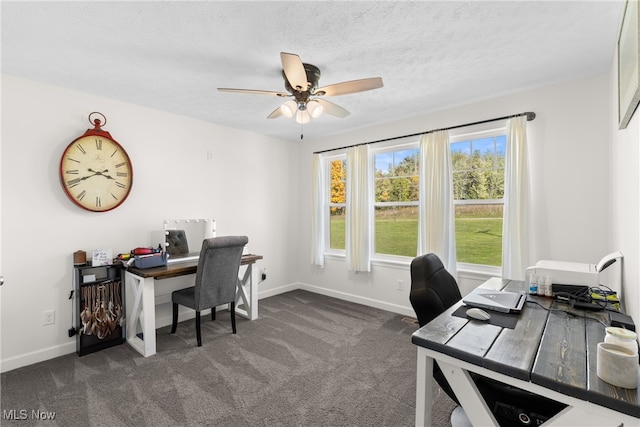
346, 145, 371, 272
310, 153, 325, 267
502, 116, 530, 280
418, 130, 457, 276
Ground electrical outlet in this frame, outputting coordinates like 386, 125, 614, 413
397, 279, 404, 290
43, 310, 55, 325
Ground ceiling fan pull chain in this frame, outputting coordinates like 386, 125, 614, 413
300, 122, 304, 140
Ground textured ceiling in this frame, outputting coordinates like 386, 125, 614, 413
1, 1, 625, 142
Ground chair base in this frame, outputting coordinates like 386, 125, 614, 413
171, 302, 237, 347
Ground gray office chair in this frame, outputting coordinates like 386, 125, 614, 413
171, 235, 248, 346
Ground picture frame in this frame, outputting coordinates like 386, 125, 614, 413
92, 248, 113, 266
618, 0, 640, 130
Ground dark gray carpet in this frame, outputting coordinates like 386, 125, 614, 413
1, 290, 455, 426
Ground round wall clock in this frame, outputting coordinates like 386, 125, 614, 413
59, 112, 133, 212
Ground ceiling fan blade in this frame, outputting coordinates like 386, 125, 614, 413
316, 77, 383, 97
280, 52, 308, 92
218, 88, 289, 97
315, 98, 350, 118
267, 106, 283, 119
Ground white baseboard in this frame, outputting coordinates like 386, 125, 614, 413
1, 281, 414, 373
294, 283, 416, 317
258, 282, 301, 299
1, 342, 76, 373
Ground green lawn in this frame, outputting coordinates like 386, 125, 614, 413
329, 214, 502, 266
454, 217, 502, 266
375, 218, 418, 257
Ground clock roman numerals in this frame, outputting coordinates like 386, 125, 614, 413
76, 144, 86, 154
77, 190, 86, 201
96, 197, 101, 208
65, 169, 79, 175
95, 138, 102, 150
67, 178, 82, 188
115, 182, 126, 189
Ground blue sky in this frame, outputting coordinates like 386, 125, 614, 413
374, 135, 506, 174
374, 148, 418, 175
451, 136, 506, 156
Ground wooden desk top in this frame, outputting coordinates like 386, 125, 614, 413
125, 254, 263, 280
411, 279, 640, 418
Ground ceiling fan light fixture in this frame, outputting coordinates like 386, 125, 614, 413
296, 109, 311, 124
307, 100, 323, 118
280, 100, 297, 118
218, 52, 383, 132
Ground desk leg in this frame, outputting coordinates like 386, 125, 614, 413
439, 360, 498, 426
124, 271, 156, 357
235, 263, 258, 320
415, 347, 434, 427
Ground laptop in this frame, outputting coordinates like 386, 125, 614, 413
462, 287, 526, 313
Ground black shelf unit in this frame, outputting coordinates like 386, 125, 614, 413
73, 262, 125, 356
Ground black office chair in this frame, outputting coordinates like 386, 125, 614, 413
171, 235, 248, 346
410, 253, 566, 426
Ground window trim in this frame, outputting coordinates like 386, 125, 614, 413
371, 141, 420, 260
455, 199, 504, 206
451, 127, 506, 269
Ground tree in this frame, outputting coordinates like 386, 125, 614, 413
374, 152, 419, 203
330, 160, 346, 214
452, 150, 503, 200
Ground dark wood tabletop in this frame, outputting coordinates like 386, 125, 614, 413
411, 279, 640, 418
124, 254, 263, 280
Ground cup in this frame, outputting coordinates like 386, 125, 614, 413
597, 342, 639, 389
604, 327, 638, 354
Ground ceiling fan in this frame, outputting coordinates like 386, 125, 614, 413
217, 52, 384, 125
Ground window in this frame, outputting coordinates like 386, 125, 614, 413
373, 145, 419, 257
327, 156, 346, 251
320, 129, 506, 269
451, 131, 506, 266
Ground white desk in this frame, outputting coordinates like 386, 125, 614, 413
124, 254, 262, 357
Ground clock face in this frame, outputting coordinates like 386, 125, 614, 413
59, 134, 133, 212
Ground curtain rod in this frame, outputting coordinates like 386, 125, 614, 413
313, 111, 536, 155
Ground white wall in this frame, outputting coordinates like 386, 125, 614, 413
0, 75, 300, 372
297, 73, 614, 317
4, 69, 635, 373
609, 55, 640, 324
